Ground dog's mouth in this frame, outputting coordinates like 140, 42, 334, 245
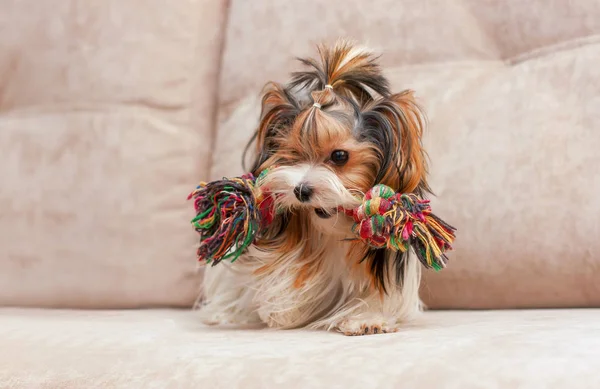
314, 208, 333, 219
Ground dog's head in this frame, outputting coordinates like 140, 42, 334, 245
246, 41, 430, 229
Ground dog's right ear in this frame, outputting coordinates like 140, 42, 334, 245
243, 82, 300, 174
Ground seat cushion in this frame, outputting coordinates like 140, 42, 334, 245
0, 0, 228, 308
1, 309, 599, 388
211, 0, 600, 309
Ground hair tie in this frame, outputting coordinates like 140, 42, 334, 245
324, 84, 333, 90
313, 102, 322, 109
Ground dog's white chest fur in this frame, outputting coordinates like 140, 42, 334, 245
200, 223, 421, 334
249, 233, 353, 329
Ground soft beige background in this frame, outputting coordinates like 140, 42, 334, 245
0, 0, 227, 308
212, 0, 600, 309
1, 0, 599, 310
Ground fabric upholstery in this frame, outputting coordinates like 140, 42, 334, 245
1, 308, 599, 388
211, 0, 600, 309
1, 3, 599, 387
0, 0, 227, 308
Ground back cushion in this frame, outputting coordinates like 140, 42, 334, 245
0, 0, 227, 307
212, 0, 600, 309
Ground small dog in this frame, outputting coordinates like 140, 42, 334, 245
199, 40, 430, 335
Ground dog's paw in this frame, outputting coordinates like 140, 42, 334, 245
336, 316, 398, 336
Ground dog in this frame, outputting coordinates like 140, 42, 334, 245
198, 40, 430, 336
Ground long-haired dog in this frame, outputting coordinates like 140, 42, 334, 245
199, 41, 430, 335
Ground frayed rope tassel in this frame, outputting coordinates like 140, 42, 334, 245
187, 171, 273, 266
344, 184, 456, 271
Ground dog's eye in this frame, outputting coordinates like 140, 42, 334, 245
330, 150, 349, 166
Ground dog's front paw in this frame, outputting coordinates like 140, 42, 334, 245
336, 315, 398, 336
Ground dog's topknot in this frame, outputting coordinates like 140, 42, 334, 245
289, 40, 390, 105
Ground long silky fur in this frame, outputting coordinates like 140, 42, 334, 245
201, 40, 429, 333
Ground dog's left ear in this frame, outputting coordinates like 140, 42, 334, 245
361, 90, 430, 195
243, 82, 300, 174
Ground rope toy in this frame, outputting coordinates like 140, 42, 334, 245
188, 171, 456, 270
343, 185, 455, 270
187, 170, 274, 266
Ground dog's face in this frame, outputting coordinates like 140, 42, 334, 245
257, 92, 378, 215
249, 85, 429, 233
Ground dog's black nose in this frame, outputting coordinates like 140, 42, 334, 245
294, 183, 313, 202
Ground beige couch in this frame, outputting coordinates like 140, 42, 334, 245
1, 1, 600, 387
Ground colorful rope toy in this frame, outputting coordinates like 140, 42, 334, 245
188, 171, 456, 270
187, 170, 274, 265
341, 185, 455, 270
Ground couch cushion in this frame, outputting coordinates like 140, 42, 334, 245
0, 0, 227, 307
211, 0, 600, 309
1, 309, 599, 388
